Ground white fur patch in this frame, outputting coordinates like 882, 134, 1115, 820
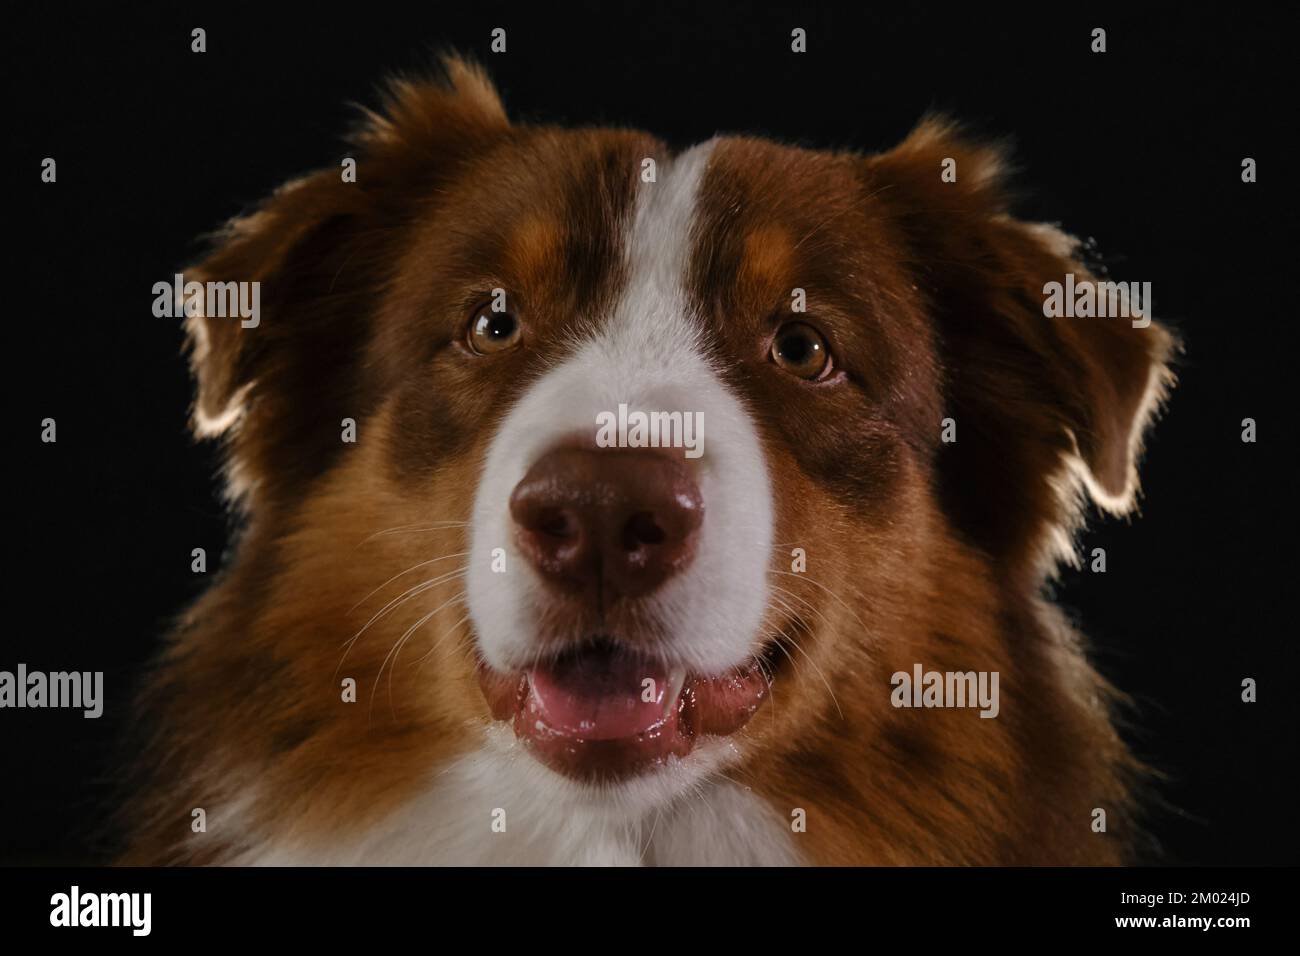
235, 727, 800, 866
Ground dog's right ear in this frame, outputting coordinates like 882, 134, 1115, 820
183, 56, 509, 508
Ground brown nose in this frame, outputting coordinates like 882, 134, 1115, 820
509, 446, 703, 604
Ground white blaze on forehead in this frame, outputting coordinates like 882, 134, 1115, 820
466, 139, 775, 676
613, 143, 715, 359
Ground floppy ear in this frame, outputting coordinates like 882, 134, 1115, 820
183, 56, 509, 508
864, 117, 1176, 580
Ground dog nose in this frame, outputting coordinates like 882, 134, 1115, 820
509, 446, 703, 603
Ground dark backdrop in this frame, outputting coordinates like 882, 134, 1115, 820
7, 2, 1295, 865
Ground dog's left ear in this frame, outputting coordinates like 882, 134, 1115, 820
864, 117, 1176, 578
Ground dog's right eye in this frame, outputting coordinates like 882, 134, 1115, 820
467, 299, 523, 355
771, 321, 832, 380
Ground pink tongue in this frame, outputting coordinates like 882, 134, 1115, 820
529, 649, 672, 741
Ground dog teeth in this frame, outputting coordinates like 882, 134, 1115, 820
663, 668, 688, 717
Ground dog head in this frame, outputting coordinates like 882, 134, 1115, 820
183, 59, 1172, 817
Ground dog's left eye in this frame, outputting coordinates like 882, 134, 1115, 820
467, 299, 523, 355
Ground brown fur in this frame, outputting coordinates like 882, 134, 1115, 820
122, 58, 1172, 865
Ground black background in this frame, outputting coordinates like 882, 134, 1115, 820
6, 2, 1295, 865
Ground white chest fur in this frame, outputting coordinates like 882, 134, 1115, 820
239, 727, 800, 866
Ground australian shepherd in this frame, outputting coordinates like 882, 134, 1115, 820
122, 58, 1174, 865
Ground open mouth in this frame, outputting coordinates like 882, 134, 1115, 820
477, 636, 773, 780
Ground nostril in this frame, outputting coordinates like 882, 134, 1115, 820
536, 507, 576, 539
622, 512, 666, 550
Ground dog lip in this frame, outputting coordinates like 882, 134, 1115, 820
475, 643, 769, 780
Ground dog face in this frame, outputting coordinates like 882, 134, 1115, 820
176, 61, 1171, 856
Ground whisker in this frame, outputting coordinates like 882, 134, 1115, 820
769, 569, 874, 638
344, 567, 467, 649
373, 592, 468, 720
770, 639, 804, 682
638, 808, 663, 864
413, 609, 474, 669
751, 643, 779, 729
356, 521, 468, 548
334, 568, 467, 679
765, 605, 844, 721
769, 582, 840, 639
349, 551, 470, 613
789, 637, 844, 718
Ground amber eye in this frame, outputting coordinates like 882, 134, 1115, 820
467, 299, 523, 355
771, 322, 832, 379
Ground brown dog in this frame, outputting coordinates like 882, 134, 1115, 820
123, 58, 1174, 865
